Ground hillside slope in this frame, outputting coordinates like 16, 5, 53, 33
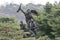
0, 17, 35, 40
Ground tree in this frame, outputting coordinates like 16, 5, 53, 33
33, 2, 60, 40
44, 2, 52, 14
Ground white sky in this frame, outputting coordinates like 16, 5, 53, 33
0, 0, 60, 5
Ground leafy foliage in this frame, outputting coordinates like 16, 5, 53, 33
34, 2, 60, 40
0, 1, 60, 40
0, 17, 35, 40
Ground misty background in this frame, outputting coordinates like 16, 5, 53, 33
0, 3, 44, 23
